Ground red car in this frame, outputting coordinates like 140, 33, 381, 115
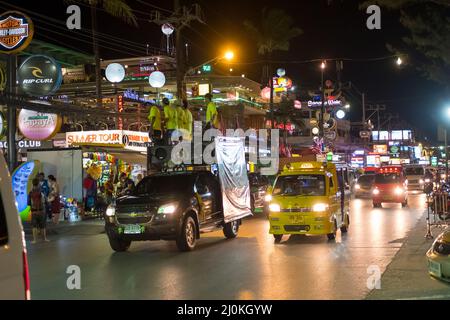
372, 166, 408, 208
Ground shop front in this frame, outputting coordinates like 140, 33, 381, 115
26, 130, 150, 221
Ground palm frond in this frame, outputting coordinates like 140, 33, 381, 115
101, 0, 138, 26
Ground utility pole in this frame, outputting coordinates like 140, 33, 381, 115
6, 54, 17, 172
150, 2, 204, 102
319, 61, 326, 150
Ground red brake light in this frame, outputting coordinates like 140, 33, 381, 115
22, 249, 30, 300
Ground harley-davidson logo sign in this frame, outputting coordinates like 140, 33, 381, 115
0, 11, 34, 54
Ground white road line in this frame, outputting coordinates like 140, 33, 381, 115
397, 294, 450, 300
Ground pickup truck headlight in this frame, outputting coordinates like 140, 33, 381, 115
312, 203, 328, 212
269, 203, 281, 212
106, 205, 115, 217
157, 204, 177, 214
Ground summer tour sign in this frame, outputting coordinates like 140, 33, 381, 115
0, 11, 34, 54
17, 54, 62, 96
18, 109, 62, 141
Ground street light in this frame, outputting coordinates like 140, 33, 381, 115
224, 51, 234, 61
396, 57, 403, 66
344, 103, 350, 109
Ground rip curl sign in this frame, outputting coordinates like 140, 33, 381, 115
0, 11, 34, 54
17, 55, 63, 96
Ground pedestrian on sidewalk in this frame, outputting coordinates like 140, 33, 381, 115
28, 178, 49, 243
38, 172, 51, 220
48, 175, 61, 224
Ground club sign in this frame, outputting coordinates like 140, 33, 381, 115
0, 11, 34, 54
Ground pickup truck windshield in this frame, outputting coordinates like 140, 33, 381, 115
273, 175, 325, 196
375, 173, 401, 184
135, 175, 193, 196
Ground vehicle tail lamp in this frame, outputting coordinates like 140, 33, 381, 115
373, 188, 380, 195
312, 203, 329, 212
106, 205, 116, 217
269, 203, 281, 212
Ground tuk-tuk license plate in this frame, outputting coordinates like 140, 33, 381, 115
289, 215, 304, 224
124, 224, 142, 234
428, 260, 441, 278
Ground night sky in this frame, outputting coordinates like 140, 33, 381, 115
2, 0, 447, 141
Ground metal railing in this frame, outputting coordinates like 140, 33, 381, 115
425, 191, 450, 239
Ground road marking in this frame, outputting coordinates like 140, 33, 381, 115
397, 294, 450, 300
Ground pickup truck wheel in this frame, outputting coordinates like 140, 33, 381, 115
223, 220, 240, 239
401, 200, 408, 208
108, 237, 131, 252
176, 216, 197, 252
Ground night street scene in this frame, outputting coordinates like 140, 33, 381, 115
1, 0, 450, 308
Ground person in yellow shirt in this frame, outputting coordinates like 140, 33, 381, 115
162, 97, 178, 144
147, 103, 162, 140
205, 93, 219, 129
182, 99, 193, 140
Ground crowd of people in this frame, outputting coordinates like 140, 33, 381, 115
147, 94, 219, 144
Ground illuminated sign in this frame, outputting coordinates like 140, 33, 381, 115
202, 64, 212, 72
66, 130, 151, 152
18, 109, 62, 141
17, 55, 62, 96
0, 11, 34, 54
12, 160, 40, 222
199, 83, 210, 96
307, 99, 342, 108
373, 145, 388, 154
123, 89, 155, 103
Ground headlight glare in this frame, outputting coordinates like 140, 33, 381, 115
355, 184, 361, 190
264, 194, 272, 202
158, 204, 177, 214
312, 203, 328, 212
373, 188, 380, 195
269, 203, 281, 212
106, 206, 115, 217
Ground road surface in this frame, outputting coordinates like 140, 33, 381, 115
27, 193, 427, 299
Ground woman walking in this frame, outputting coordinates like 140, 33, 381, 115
48, 175, 61, 224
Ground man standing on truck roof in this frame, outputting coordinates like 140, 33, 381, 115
162, 97, 178, 144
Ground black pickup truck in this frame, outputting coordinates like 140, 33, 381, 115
105, 170, 241, 252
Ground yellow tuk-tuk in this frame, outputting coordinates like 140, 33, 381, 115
266, 161, 350, 241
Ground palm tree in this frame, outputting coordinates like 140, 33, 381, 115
244, 8, 302, 128
71, 0, 137, 107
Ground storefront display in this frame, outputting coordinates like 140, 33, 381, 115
11, 160, 40, 222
